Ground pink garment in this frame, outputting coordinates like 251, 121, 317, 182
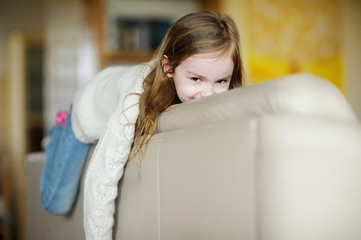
55, 110, 69, 126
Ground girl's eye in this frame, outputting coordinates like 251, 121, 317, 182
191, 77, 201, 82
217, 80, 228, 84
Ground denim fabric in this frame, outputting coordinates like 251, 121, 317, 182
40, 107, 91, 215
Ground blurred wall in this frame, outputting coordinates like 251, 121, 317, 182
43, 0, 98, 132
0, 0, 44, 145
0, 0, 44, 73
0, 75, 8, 145
221, 0, 361, 120
0, 1, 45, 239
342, 0, 361, 120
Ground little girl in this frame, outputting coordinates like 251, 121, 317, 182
41, 11, 244, 239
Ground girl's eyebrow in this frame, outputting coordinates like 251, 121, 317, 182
187, 70, 207, 80
219, 74, 233, 80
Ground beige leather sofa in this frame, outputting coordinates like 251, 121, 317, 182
26, 74, 361, 239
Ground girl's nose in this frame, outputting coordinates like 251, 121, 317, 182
201, 85, 214, 98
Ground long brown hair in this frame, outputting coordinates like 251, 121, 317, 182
130, 11, 244, 166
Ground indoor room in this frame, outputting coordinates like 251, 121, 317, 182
0, 0, 360, 239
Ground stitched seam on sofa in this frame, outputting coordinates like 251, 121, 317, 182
156, 140, 161, 240
251, 118, 260, 239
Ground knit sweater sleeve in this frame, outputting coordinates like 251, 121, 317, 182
83, 91, 140, 239
82, 62, 152, 239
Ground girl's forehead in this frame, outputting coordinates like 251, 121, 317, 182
182, 50, 233, 67
177, 50, 234, 77
189, 49, 232, 61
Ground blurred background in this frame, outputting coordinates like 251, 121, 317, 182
0, 0, 360, 239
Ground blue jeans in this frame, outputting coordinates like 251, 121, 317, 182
40, 106, 91, 215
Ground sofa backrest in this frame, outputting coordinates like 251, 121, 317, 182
157, 73, 358, 133
115, 74, 361, 239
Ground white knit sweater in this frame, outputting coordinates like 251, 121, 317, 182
71, 62, 153, 239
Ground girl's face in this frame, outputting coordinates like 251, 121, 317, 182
162, 50, 234, 103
